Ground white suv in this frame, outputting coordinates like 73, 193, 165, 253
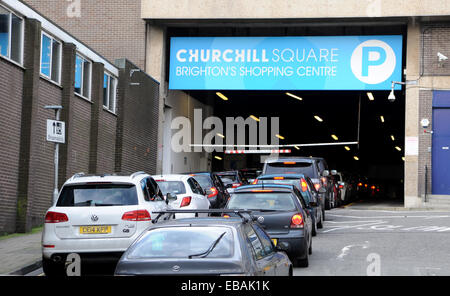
41, 171, 169, 276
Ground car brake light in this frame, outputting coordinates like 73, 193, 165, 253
371, 185, 376, 190
252, 179, 258, 185
283, 162, 296, 165
251, 189, 273, 192
358, 182, 363, 187
339, 185, 344, 189
208, 187, 218, 198
314, 183, 321, 191
122, 210, 151, 221
180, 196, 192, 207
43, 245, 55, 248
274, 176, 285, 180
300, 178, 308, 192
290, 214, 304, 228
321, 177, 327, 186
232, 183, 242, 188
45, 211, 69, 223
154, 180, 165, 182
223, 214, 230, 218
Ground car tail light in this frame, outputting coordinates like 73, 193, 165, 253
314, 183, 321, 191
43, 245, 55, 248
251, 189, 273, 192
232, 183, 242, 188
321, 177, 327, 186
208, 187, 218, 198
339, 184, 344, 189
122, 210, 151, 221
283, 161, 296, 165
274, 176, 285, 180
252, 179, 258, 185
154, 179, 165, 182
358, 182, 363, 187
300, 178, 308, 192
223, 214, 230, 218
371, 185, 376, 190
180, 196, 192, 207
290, 214, 304, 228
45, 211, 69, 223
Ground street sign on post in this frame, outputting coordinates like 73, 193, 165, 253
46, 119, 65, 144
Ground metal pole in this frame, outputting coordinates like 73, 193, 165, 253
53, 109, 60, 204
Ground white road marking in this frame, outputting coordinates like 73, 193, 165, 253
337, 241, 370, 260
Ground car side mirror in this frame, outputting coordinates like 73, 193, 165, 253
319, 187, 327, 194
331, 170, 338, 176
276, 241, 289, 252
322, 170, 330, 177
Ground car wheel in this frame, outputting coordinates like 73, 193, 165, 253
317, 212, 324, 229
42, 256, 65, 276
297, 253, 309, 268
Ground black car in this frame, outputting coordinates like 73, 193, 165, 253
263, 157, 335, 212
114, 209, 293, 276
239, 168, 262, 184
254, 174, 325, 236
186, 172, 229, 208
216, 170, 249, 194
225, 184, 313, 267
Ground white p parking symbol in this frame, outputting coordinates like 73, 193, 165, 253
351, 40, 396, 85
366, 253, 381, 276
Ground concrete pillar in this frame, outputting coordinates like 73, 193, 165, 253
404, 21, 421, 208
145, 24, 167, 174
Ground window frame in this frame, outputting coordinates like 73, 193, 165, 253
103, 71, 117, 113
0, 4, 24, 66
40, 31, 62, 84
74, 52, 92, 100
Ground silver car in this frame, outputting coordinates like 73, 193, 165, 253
114, 210, 293, 276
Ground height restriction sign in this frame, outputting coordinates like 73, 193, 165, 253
46, 119, 65, 143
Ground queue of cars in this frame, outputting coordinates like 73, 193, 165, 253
41, 156, 351, 276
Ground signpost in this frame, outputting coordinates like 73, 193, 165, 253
44, 105, 64, 204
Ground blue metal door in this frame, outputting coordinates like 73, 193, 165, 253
432, 91, 450, 194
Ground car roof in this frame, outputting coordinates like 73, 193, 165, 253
234, 184, 295, 192
152, 174, 191, 182
63, 172, 149, 185
151, 217, 246, 228
216, 171, 238, 174
265, 157, 317, 163
185, 172, 214, 176
257, 173, 307, 179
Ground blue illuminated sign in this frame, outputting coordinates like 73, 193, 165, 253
169, 36, 403, 90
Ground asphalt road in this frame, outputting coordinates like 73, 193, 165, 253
27, 206, 450, 276
294, 207, 450, 276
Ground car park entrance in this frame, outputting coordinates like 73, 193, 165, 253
165, 24, 407, 204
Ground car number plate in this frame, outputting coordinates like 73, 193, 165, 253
79, 225, 111, 234
271, 238, 277, 246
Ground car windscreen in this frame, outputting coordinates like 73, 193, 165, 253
127, 227, 234, 259
227, 192, 297, 211
257, 179, 311, 203
217, 174, 237, 184
265, 162, 318, 178
155, 181, 186, 195
192, 175, 213, 189
57, 184, 138, 207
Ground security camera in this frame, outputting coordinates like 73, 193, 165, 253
388, 90, 396, 102
438, 52, 448, 62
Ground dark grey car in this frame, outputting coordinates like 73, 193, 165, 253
114, 210, 293, 276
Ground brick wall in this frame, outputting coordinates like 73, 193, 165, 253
96, 110, 117, 174
418, 90, 433, 197
0, 59, 24, 233
23, 0, 145, 70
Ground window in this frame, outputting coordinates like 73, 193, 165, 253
103, 72, 117, 112
188, 178, 203, 195
0, 6, 23, 64
244, 224, 265, 260
253, 225, 275, 256
74, 53, 91, 99
40, 32, 61, 83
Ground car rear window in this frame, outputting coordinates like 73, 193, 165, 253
217, 173, 237, 184
127, 227, 234, 259
192, 175, 213, 189
227, 192, 296, 211
256, 179, 310, 203
155, 181, 186, 195
57, 184, 138, 207
265, 162, 318, 178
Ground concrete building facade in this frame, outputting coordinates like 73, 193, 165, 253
141, 0, 450, 208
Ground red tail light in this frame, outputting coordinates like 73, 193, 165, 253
274, 176, 285, 180
321, 177, 327, 186
232, 183, 242, 188
122, 210, 151, 221
314, 183, 321, 191
290, 214, 304, 228
252, 179, 258, 185
208, 187, 218, 198
180, 196, 192, 207
300, 178, 308, 192
358, 182, 363, 187
223, 214, 230, 218
251, 189, 273, 192
339, 184, 344, 189
45, 211, 69, 223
